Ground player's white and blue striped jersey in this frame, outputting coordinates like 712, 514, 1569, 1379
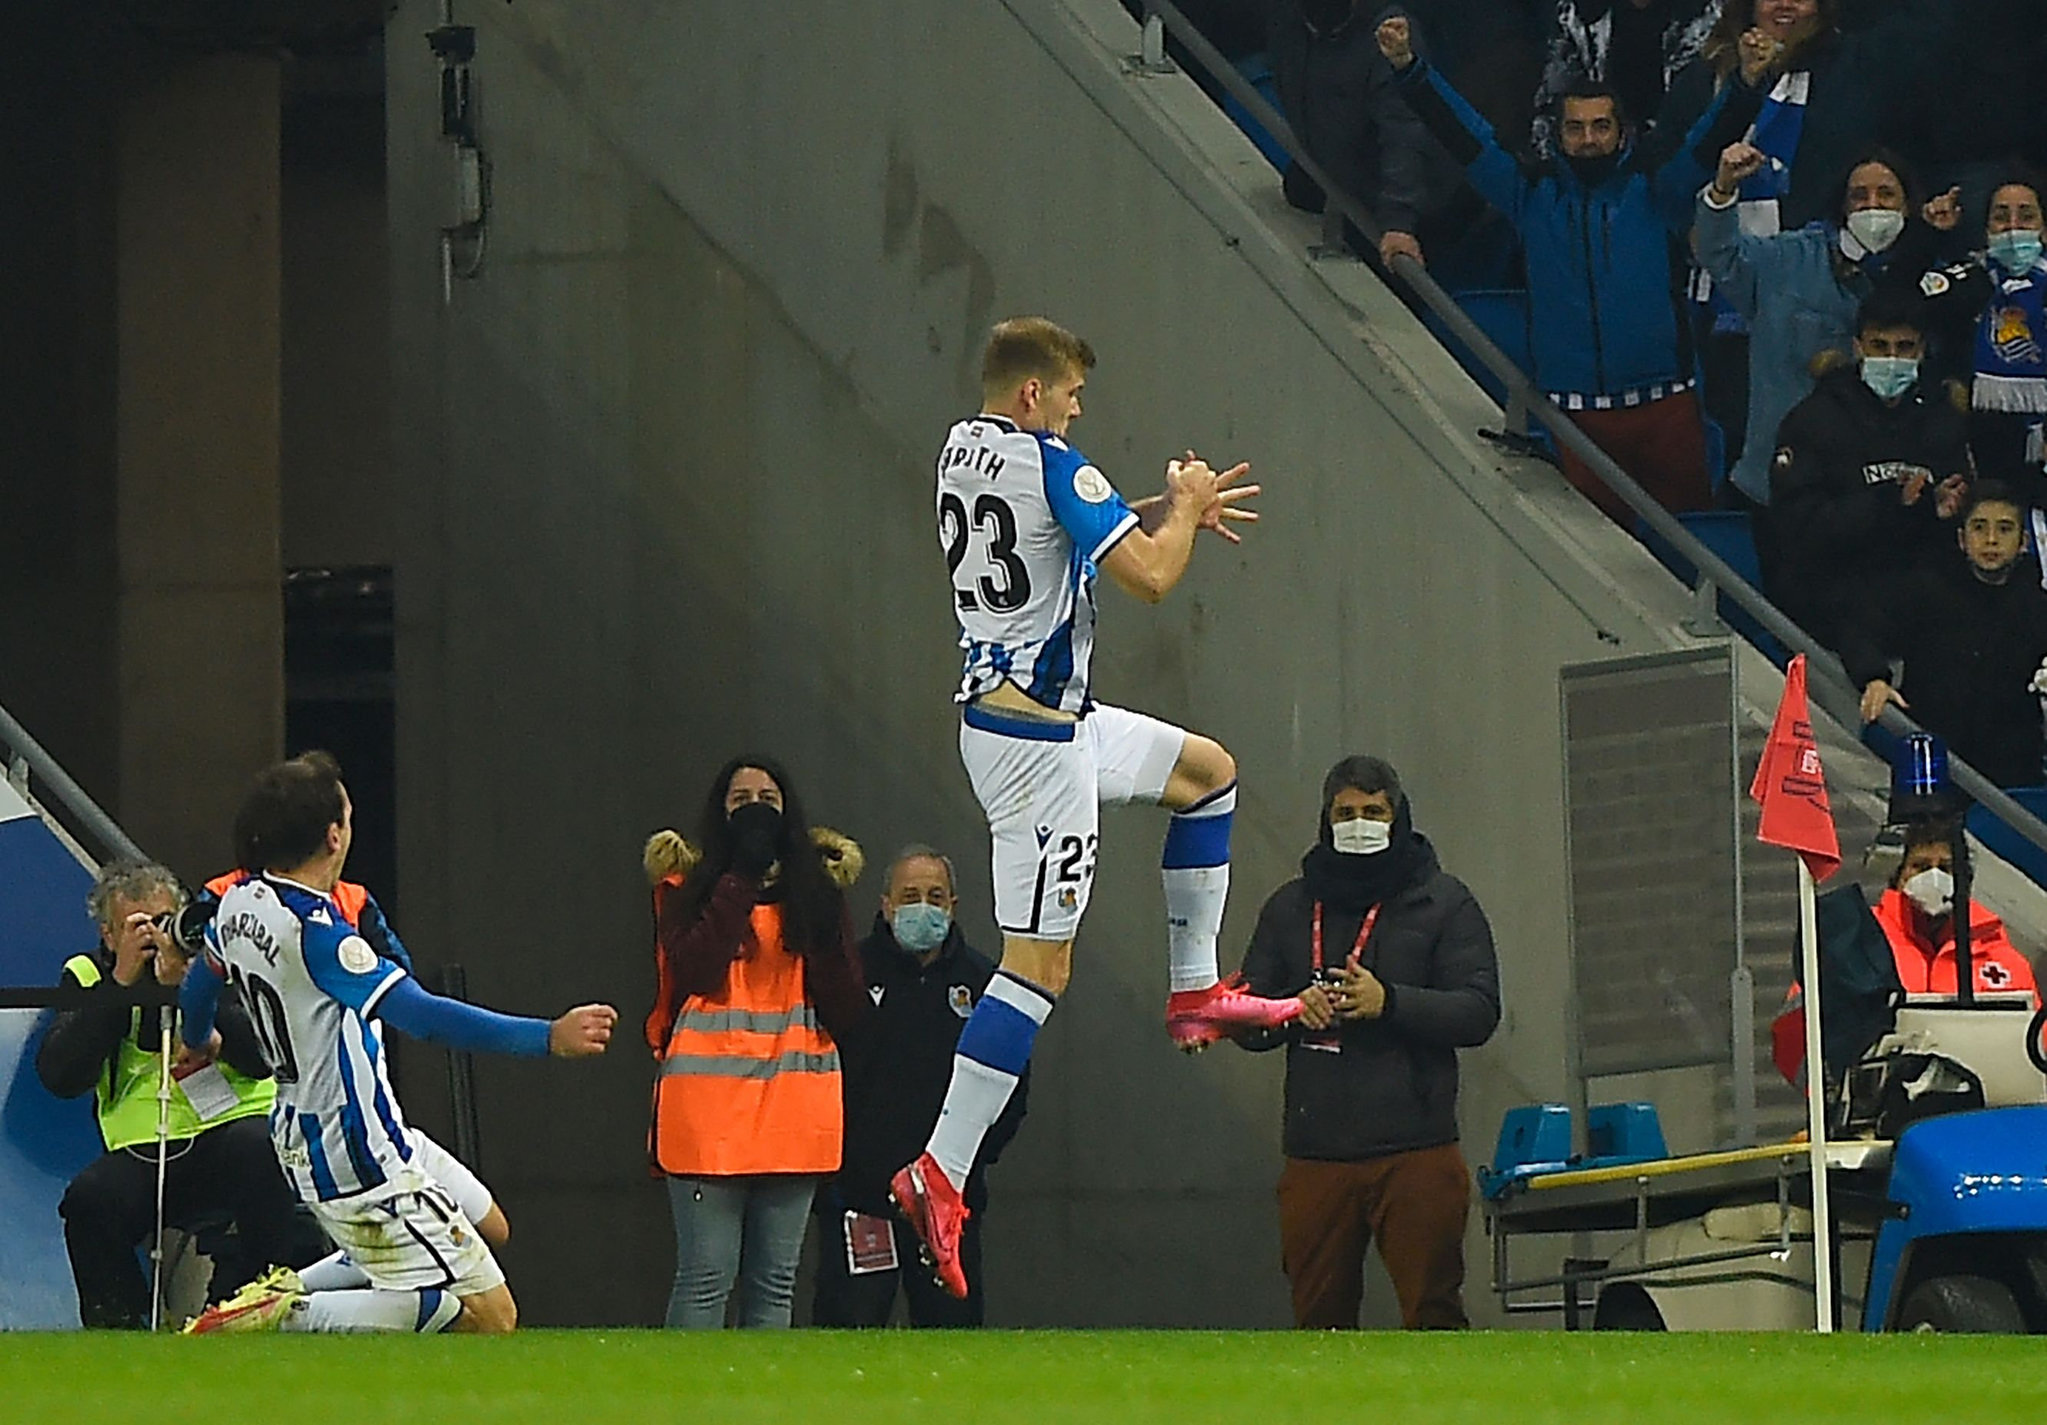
937, 415, 1140, 714
204, 873, 415, 1203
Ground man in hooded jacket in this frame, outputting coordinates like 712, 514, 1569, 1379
1381, 13, 1748, 526
1234, 756, 1501, 1330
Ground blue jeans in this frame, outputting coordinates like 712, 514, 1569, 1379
664, 1174, 818, 1328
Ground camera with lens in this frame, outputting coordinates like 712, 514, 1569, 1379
150, 899, 217, 958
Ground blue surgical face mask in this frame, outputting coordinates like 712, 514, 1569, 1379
1989, 228, 2045, 273
891, 902, 952, 953
1861, 355, 1920, 400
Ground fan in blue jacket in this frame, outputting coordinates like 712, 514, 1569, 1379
1380, 12, 1750, 526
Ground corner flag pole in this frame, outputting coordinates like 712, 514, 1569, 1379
1796, 858, 1834, 1332
1748, 655, 1840, 1333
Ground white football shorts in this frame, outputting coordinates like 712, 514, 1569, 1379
312, 1164, 505, 1297
959, 700, 1185, 941
406, 1130, 495, 1226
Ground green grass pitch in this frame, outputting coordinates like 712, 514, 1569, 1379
7, 1330, 2043, 1423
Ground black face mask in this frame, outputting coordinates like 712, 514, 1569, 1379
727, 800, 787, 878
729, 799, 783, 839
1566, 151, 1620, 187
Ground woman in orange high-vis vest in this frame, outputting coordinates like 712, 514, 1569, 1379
644, 756, 866, 1328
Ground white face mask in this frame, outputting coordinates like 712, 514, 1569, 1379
1330, 817, 1392, 856
1844, 206, 1905, 255
1903, 866, 1955, 918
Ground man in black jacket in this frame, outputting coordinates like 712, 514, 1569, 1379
1846, 481, 2047, 788
1765, 286, 1973, 651
1235, 757, 1500, 1330
812, 846, 1026, 1327
36, 860, 305, 1328
1267, 0, 1478, 271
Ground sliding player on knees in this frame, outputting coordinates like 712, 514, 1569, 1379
180, 752, 614, 1334
895, 317, 1300, 1299
195, 868, 513, 1287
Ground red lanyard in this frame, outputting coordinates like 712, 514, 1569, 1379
1312, 903, 1379, 973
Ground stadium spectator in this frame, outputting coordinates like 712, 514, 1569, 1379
1266, 1, 1476, 273
1771, 817, 2038, 1085
1529, 0, 1720, 158
812, 845, 1026, 1328
1382, 14, 1743, 526
1667, 2, 1957, 480
1696, 142, 1956, 508
36, 861, 303, 1329
1234, 756, 1500, 1330
644, 757, 867, 1329
1762, 286, 1970, 650
1845, 482, 2047, 789
1913, 174, 2047, 495
1660, 0, 1933, 234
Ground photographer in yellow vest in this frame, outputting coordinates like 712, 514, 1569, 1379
34, 860, 303, 1328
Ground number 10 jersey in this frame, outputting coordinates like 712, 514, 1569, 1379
936, 415, 1139, 715
206, 872, 418, 1203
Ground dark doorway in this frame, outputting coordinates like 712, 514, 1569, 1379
284, 566, 396, 915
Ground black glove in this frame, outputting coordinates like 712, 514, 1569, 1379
728, 801, 784, 879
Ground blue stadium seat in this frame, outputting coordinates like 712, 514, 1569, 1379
1637, 510, 1788, 666
1585, 1101, 1667, 1163
1422, 288, 1531, 417
1220, 54, 1289, 174
1479, 1102, 1572, 1198
1480, 1102, 1672, 1199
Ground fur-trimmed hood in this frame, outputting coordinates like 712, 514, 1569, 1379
643, 826, 864, 889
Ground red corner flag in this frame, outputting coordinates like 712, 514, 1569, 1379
1748, 654, 1841, 881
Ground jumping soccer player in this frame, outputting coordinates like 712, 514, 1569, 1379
894, 317, 1301, 1298
179, 752, 615, 1334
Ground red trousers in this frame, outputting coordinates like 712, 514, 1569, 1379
1557, 390, 1713, 528
1277, 1144, 1472, 1330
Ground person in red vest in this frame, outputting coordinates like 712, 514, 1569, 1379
1868, 822, 2038, 998
1772, 819, 2039, 1083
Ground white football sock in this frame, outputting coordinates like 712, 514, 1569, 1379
282, 1287, 462, 1334
1163, 784, 1235, 993
925, 972, 1054, 1189
296, 1251, 370, 1293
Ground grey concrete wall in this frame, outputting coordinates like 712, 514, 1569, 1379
384, 0, 1738, 1327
